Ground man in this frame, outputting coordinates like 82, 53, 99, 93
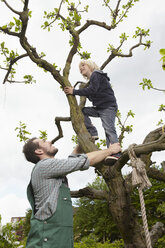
23, 137, 121, 248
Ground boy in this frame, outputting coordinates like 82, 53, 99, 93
64, 60, 121, 163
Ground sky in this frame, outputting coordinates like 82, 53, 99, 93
0, 0, 165, 225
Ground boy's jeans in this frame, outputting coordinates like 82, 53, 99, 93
82, 106, 118, 147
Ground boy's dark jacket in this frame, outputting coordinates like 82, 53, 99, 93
73, 70, 117, 109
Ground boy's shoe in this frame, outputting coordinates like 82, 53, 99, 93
104, 153, 121, 166
92, 136, 99, 140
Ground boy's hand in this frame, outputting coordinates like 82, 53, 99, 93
108, 143, 121, 155
64, 86, 74, 95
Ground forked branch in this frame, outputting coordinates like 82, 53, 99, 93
51, 116, 71, 144
101, 33, 150, 70
3, 53, 28, 84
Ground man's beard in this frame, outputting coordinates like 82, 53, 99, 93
46, 147, 58, 157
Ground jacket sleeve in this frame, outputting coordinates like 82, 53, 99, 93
39, 154, 90, 178
73, 71, 100, 96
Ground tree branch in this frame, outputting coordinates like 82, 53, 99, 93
101, 34, 150, 70
118, 34, 150, 58
23, 0, 29, 11
161, 161, 165, 172
71, 186, 109, 200
0, 1, 62, 86
115, 2, 131, 26
115, 130, 165, 172
2, 0, 21, 15
100, 53, 116, 70
103, 0, 116, 17
19, 30, 63, 86
5, 80, 28, 84
152, 87, 165, 92
0, 66, 8, 71
73, 81, 88, 109
147, 167, 165, 182
78, 20, 112, 34
0, 27, 20, 37
51, 116, 71, 144
63, 29, 79, 79
44, 1, 64, 28
78, 0, 139, 36
3, 53, 28, 84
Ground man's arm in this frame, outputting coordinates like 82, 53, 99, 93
86, 143, 121, 166
42, 144, 121, 178
71, 143, 121, 165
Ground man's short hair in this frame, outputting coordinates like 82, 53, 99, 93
23, 137, 40, 164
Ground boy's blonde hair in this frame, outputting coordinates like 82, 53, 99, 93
79, 60, 100, 73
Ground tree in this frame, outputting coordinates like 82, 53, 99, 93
73, 176, 120, 242
131, 174, 165, 227
0, 0, 165, 247
0, 215, 25, 248
74, 176, 165, 244
22, 209, 31, 239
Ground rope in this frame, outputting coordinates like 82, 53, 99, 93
128, 144, 152, 248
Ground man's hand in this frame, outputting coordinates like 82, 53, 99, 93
108, 143, 122, 155
86, 143, 122, 166
64, 86, 74, 95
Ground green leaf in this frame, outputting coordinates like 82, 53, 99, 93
1, 41, 5, 49
23, 74, 36, 84
158, 104, 165, 112
39, 130, 48, 140
28, 11, 32, 18
139, 78, 153, 90
72, 134, 78, 144
15, 121, 31, 142
127, 110, 135, 118
157, 119, 164, 126
160, 49, 165, 56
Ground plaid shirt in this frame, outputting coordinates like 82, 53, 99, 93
30, 154, 89, 220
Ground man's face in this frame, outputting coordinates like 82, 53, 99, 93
34, 139, 58, 157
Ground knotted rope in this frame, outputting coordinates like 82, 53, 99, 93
128, 144, 152, 248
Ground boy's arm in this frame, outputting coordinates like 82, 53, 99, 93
64, 71, 100, 96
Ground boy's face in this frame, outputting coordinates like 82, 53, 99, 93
79, 63, 93, 79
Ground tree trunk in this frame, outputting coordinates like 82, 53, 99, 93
102, 168, 146, 247
67, 95, 98, 153
68, 96, 165, 247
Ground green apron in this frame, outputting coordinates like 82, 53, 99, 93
26, 182, 74, 248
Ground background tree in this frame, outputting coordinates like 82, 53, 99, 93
73, 176, 120, 242
22, 209, 31, 240
73, 175, 165, 244
0, 215, 25, 248
0, 0, 165, 247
